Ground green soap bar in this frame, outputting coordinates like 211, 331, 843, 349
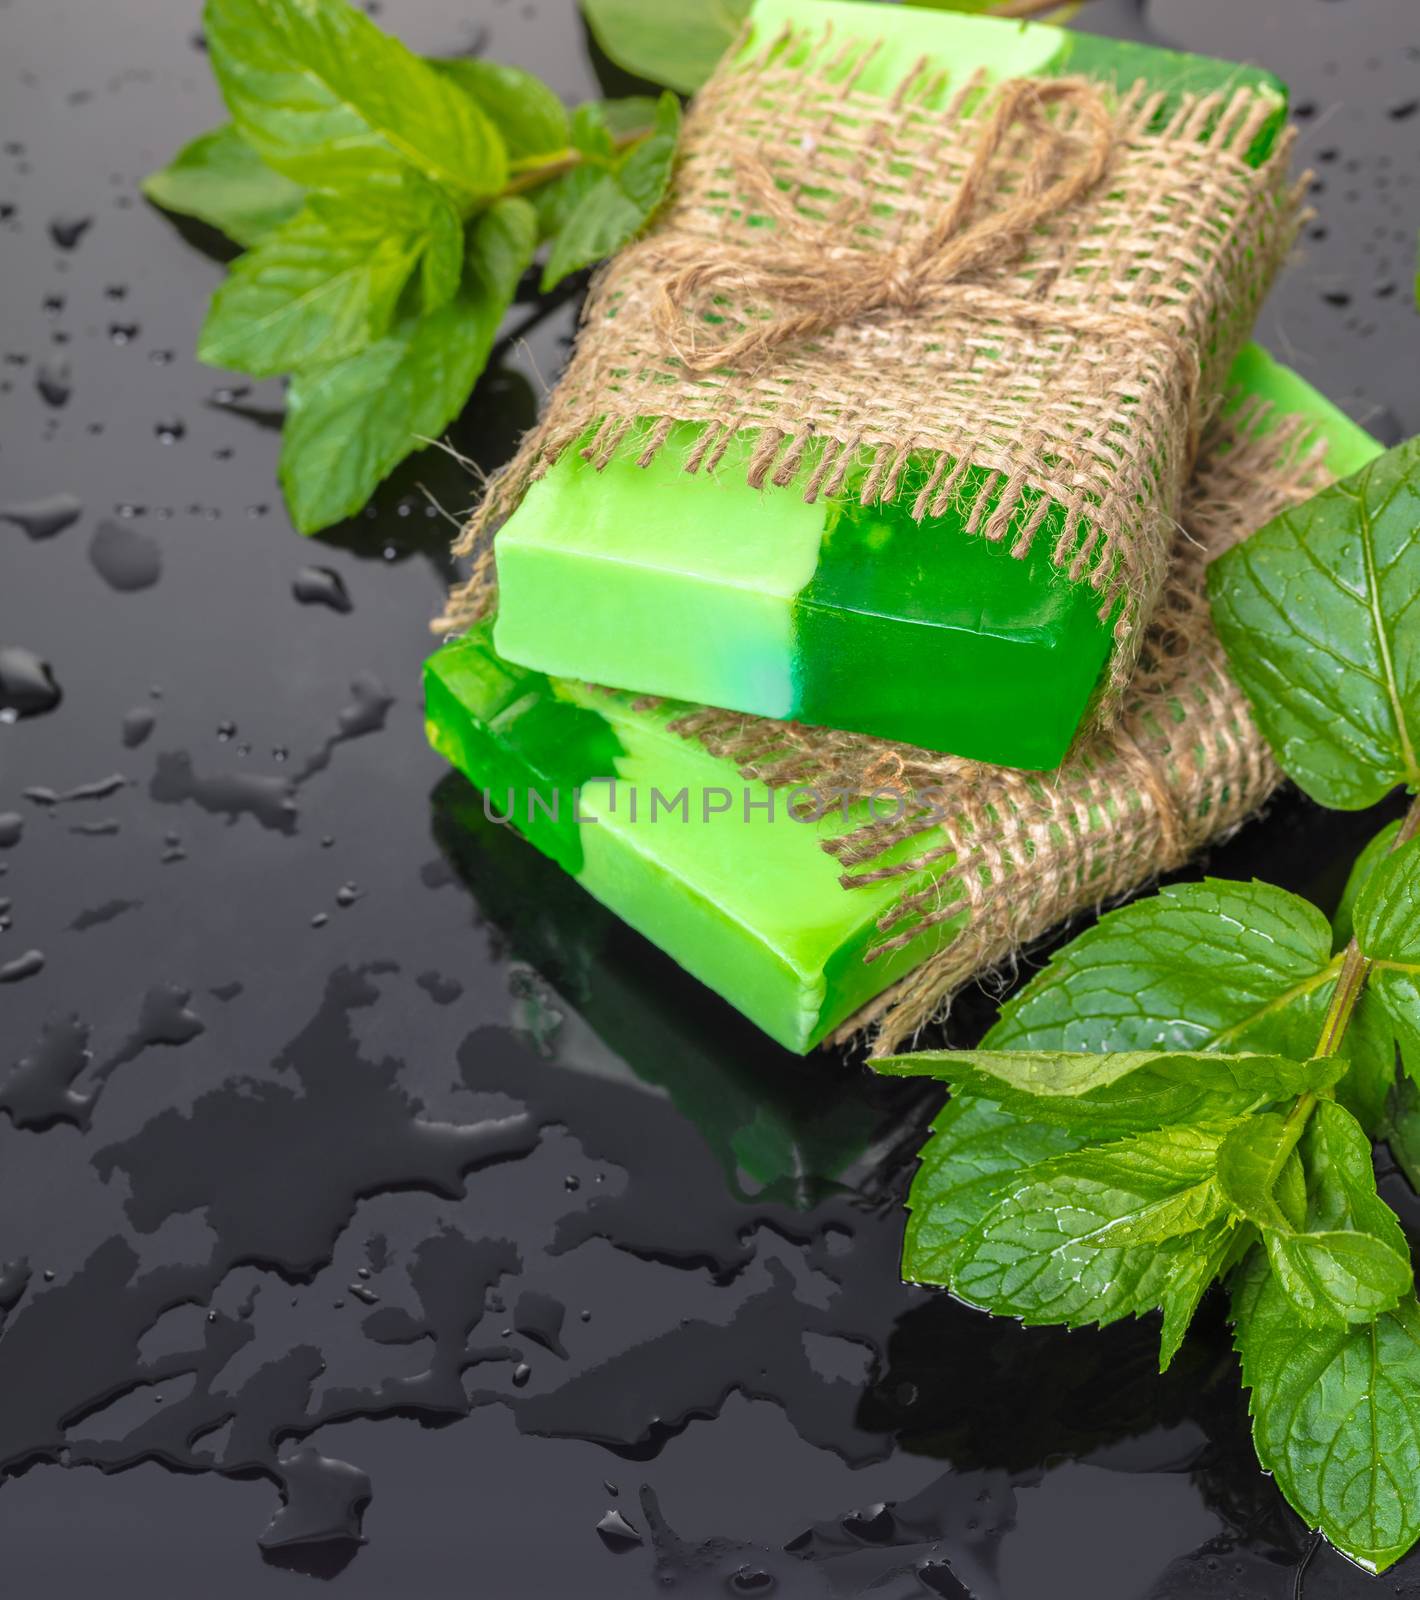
426, 625, 959, 1053
494, 0, 1290, 771
440, 347, 1379, 1053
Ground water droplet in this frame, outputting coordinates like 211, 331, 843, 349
841, 1503, 894, 1542
35, 359, 71, 407
918, 1561, 971, 1598
728, 1567, 776, 1594
595, 1509, 642, 1552
259, 1448, 371, 1552
0, 492, 81, 540
108, 322, 139, 345
335, 882, 360, 908
511, 1362, 532, 1388
48, 213, 92, 250
121, 706, 156, 747
292, 566, 353, 614
89, 519, 161, 592
0, 950, 45, 984
514, 1290, 567, 1358
154, 419, 185, 445
0, 647, 62, 718
415, 970, 461, 1005
0, 813, 22, 848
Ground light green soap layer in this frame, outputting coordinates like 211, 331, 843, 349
746, 0, 1065, 87
495, 427, 824, 719
426, 634, 958, 1053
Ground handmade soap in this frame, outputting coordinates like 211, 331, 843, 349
481, 0, 1297, 771
432, 350, 1378, 1052
426, 622, 957, 1053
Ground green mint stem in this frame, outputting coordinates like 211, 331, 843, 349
500, 125, 653, 199
1288, 791, 1420, 1134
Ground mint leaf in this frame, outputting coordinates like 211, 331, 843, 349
1208, 438, 1420, 809
903, 1096, 1084, 1284
432, 59, 569, 165
1333, 820, 1404, 951
1234, 1254, 1420, 1573
142, 122, 304, 247
279, 197, 536, 533
197, 182, 461, 378
1355, 834, 1420, 1073
878, 1049, 1344, 1136
1159, 1220, 1251, 1371
1342, 989, 1405, 1137
528, 100, 659, 242
580, 0, 749, 94
989, 880, 1338, 1055
1267, 1228, 1413, 1326
1385, 1074, 1420, 1190
594, 97, 664, 138
417, 190, 464, 314
1229, 1102, 1412, 1326
950, 1122, 1240, 1330
1217, 1112, 1307, 1229
540, 92, 680, 290
204, 0, 505, 206
987, 878, 1398, 1135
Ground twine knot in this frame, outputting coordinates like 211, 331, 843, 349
652, 77, 1121, 376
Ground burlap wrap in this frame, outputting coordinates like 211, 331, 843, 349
667, 399, 1331, 1052
439, 21, 1304, 710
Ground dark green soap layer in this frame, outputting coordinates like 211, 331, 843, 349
791, 463, 1113, 768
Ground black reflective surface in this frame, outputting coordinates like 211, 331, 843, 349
2, 1, 1419, 1595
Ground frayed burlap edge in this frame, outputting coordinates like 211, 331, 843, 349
667, 397, 1332, 1053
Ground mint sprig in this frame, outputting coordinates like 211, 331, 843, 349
882, 439, 1420, 1571
144, 0, 681, 534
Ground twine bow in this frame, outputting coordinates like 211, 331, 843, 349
650, 76, 1199, 459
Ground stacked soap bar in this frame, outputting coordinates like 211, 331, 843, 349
427, 617, 954, 1054
490, 0, 1293, 771
429, 349, 1380, 1053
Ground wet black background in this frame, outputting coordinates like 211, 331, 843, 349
2, 1, 1419, 1595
